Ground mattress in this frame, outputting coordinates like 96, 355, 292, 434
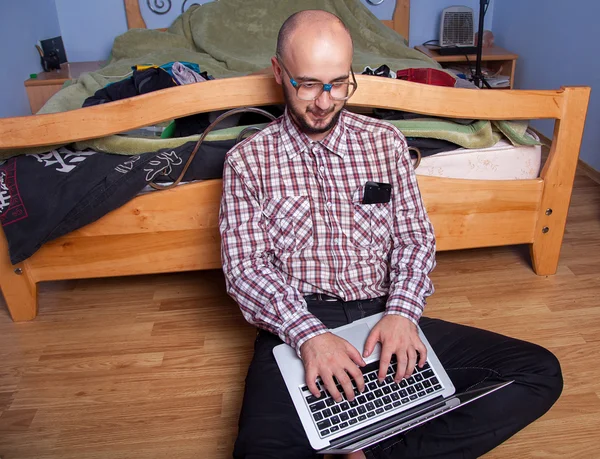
139, 136, 542, 196
414, 137, 542, 180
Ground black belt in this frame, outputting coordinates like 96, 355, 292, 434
304, 293, 342, 302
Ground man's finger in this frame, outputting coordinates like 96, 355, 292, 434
395, 350, 408, 383
305, 368, 320, 397
405, 346, 417, 378
322, 373, 342, 403
346, 361, 365, 394
345, 342, 366, 368
378, 343, 393, 382
416, 339, 428, 368
336, 370, 355, 402
363, 328, 380, 358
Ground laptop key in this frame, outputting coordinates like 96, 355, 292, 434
332, 405, 341, 414
391, 383, 399, 391
393, 401, 401, 407
418, 391, 426, 397
331, 426, 340, 433
331, 415, 340, 425
385, 376, 394, 384
374, 399, 384, 408
350, 399, 358, 407
357, 395, 367, 404
382, 395, 392, 405
317, 420, 331, 430
377, 380, 386, 387
431, 377, 439, 385
422, 380, 432, 388
415, 383, 424, 391
400, 389, 408, 398
401, 397, 409, 404
400, 380, 408, 388
376, 408, 384, 414
407, 386, 416, 395
366, 392, 375, 401
407, 376, 416, 385
421, 369, 434, 379
340, 422, 349, 429
384, 404, 393, 411
368, 382, 378, 391
434, 385, 442, 391
313, 412, 323, 422
310, 401, 325, 412
302, 386, 310, 392
340, 402, 349, 411
305, 393, 325, 404
357, 405, 367, 414
323, 408, 332, 418
321, 429, 330, 436
366, 402, 375, 411
415, 373, 424, 382
426, 388, 434, 394
410, 394, 418, 401
368, 373, 378, 381
349, 418, 358, 425
422, 362, 431, 370
383, 386, 392, 395
387, 366, 394, 375
367, 412, 375, 418
391, 392, 400, 401
358, 415, 367, 421
349, 408, 358, 417
325, 398, 335, 406
340, 412, 349, 422
375, 389, 383, 398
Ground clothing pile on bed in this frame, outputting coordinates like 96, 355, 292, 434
0, 0, 541, 265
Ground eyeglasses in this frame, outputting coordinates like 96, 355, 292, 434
276, 54, 358, 101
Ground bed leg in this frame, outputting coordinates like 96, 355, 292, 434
530, 87, 590, 276
0, 229, 38, 321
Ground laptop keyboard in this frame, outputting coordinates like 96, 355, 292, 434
300, 357, 443, 438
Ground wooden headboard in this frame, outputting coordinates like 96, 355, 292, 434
124, 0, 411, 41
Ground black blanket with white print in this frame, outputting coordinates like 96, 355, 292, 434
0, 138, 235, 265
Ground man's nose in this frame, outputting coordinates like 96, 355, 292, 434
314, 89, 333, 111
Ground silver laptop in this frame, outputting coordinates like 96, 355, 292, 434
273, 312, 513, 454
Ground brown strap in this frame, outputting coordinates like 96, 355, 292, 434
149, 107, 277, 191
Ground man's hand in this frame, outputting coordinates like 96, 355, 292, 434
301, 332, 366, 402
363, 315, 427, 382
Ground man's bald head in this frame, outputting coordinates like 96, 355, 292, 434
276, 10, 353, 59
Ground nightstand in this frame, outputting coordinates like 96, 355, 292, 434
24, 61, 105, 114
414, 45, 518, 89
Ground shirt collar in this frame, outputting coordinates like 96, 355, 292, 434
279, 108, 348, 159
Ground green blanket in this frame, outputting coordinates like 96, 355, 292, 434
38, 0, 438, 115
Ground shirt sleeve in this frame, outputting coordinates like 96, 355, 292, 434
386, 134, 436, 324
219, 156, 328, 357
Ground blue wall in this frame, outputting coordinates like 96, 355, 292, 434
55, 0, 490, 61
493, 0, 599, 171
0, 1, 62, 118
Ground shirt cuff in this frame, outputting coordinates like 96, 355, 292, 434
385, 291, 425, 326
280, 310, 329, 358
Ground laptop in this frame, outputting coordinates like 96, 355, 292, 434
273, 312, 513, 454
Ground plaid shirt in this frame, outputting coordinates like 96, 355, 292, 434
219, 109, 436, 356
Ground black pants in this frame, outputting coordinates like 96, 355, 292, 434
233, 297, 563, 458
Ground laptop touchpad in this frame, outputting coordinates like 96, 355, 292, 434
334, 323, 370, 354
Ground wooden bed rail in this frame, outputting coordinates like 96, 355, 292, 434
0, 76, 580, 150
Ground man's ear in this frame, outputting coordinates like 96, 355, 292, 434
271, 56, 283, 85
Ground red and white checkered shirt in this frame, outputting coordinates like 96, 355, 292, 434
219, 109, 436, 355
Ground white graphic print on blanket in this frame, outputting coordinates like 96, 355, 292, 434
144, 151, 183, 182
32, 149, 96, 173
0, 171, 9, 214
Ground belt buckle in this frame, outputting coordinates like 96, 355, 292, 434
319, 293, 338, 302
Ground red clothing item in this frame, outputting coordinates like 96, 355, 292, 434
219, 109, 436, 355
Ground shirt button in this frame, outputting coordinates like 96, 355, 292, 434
326, 202, 332, 208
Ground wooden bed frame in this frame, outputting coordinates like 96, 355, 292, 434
0, 0, 590, 322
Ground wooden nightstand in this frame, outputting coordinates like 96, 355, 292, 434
414, 45, 518, 89
24, 61, 105, 114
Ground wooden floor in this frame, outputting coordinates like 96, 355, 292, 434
1, 170, 599, 459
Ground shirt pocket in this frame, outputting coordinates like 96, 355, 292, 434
263, 195, 314, 252
351, 186, 393, 248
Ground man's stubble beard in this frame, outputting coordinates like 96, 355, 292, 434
283, 84, 345, 135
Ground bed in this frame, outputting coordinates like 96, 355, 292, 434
0, 0, 590, 322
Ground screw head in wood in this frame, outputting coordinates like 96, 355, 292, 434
542, 227, 550, 234
545, 208, 553, 216
14, 268, 23, 275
